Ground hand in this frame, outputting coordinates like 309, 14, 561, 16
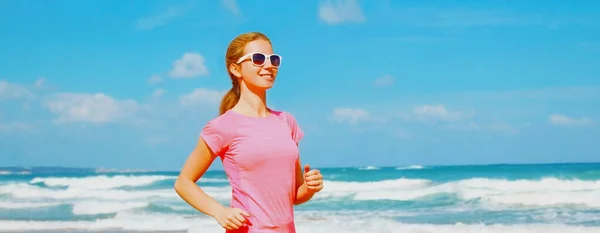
213, 206, 251, 230
304, 164, 324, 193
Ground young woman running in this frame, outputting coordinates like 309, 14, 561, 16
174, 32, 324, 233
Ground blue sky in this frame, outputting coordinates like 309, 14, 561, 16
1, 0, 599, 171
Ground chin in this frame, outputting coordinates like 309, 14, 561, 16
253, 79, 276, 89
247, 82, 274, 91
245, 76, 276, 90
258, 83, 275, 90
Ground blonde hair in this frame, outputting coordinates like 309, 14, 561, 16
219, 32, 272, 115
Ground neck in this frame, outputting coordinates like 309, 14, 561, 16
235, 84, 269, 117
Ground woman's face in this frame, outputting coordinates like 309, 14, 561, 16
234, 39, 281, 90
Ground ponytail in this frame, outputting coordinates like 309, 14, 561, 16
219, 83, 240, 115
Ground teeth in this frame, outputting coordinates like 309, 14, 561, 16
260, 74, 272, 78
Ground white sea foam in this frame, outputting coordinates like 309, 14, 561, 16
30, 175, 176, 189
0, 183, 231, 201
199, 178, 230, 183
2, 173, 600, 232
1, 174, 600, 232
72, 200, 150, 215
0, 181, 232, 216
455, 177, 600, 208
336, 177, 600, 209
0, 170, 30, 175
0, 201, 62, 209
0, 183, 176, 200
164, 204, 193, 211
1, 212, 600, 233
396, 165, 424, 170
316, 178, 431, 199
4, 175, 600, 210
358, 166, 380, 170
95, 168, 156, 173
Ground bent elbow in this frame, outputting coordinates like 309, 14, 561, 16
173, 177, 184, 194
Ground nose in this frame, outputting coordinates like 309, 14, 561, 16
262, 58, 274, 68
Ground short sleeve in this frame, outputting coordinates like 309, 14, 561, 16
200, 120, 229, 156
285, 113, 304, 144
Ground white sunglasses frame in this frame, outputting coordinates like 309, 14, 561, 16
236, 52, 282, 67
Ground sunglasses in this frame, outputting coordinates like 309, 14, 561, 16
236, 52, 281, 67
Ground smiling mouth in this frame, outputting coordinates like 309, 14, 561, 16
259, 74, 273, 79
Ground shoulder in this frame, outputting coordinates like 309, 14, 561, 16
202, 111, 238, 137
207, 110, 236, 125
270, 109, 299, 125
270, 108, 304, 143
200, 111, 238, 155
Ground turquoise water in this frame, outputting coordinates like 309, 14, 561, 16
1, 163, 600, 232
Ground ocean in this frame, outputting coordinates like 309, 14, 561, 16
1, 163, 600, 233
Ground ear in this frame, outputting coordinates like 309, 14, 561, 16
229, 63, 242, 78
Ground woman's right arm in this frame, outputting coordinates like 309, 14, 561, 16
173, 137, 225, 218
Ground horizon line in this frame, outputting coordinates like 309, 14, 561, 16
2, 161, 599, 173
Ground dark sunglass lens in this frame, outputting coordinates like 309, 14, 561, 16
252, 53, 266, 65
270, 55, 281, 67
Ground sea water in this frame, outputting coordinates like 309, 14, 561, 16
1, 163, 600, 233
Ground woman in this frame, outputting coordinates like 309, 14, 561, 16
174, 32, 324, 233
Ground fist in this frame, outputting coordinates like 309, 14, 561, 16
214, 207, 251, 230
304, 164, 323, 193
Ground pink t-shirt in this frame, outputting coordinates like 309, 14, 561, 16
200, 109, 304, 233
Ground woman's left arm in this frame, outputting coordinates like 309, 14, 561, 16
294, 160, 314, 205
294, 150, 323, 205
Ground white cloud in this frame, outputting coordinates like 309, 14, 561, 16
148, 75, 163, 84
0, 80, 35, 100
43, 93, 141, 124
330, 107, 371, 124
222, 0, 241, 16
373, 75, 395, 87
449, 86, 600, 102
391, 8, 550, 28
151, 89, 166, 99
411, 104, 472, 122
318, 0, 365, 25
0, 110, 32, 132
34, 77, 46, 89
549, 114, 593, 127
330, 104, 514, 135
443, 121, 519, 135
135, 6, 185, 30
370, 36, 447, 44
0, 122, 31, 132
395, 128, 412, 139
169, 53, 209, 78
145, 135, 169, 147
179, 88, 225, 107
406, 105, 515, 134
